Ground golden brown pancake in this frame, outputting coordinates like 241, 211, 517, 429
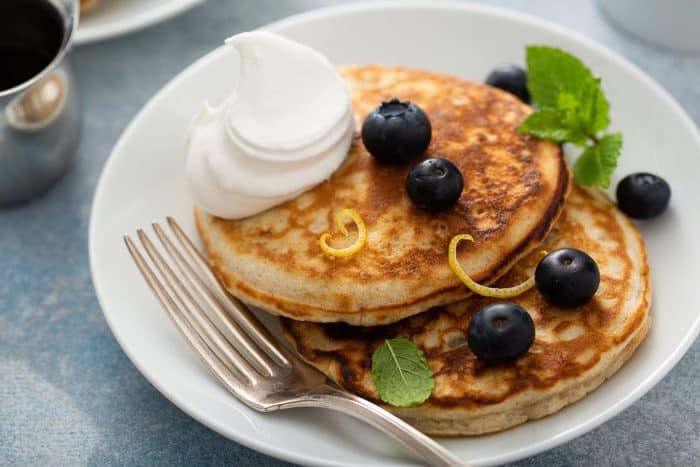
196, 65, 570, 325
282, 186, 651, 435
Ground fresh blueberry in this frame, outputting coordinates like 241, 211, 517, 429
616, 172, 671, 219
467, 303, 535, 364
535, 248, 600, 308
485, 65, 531, 104
406, 158, 464, 212
361, 98, 432, 163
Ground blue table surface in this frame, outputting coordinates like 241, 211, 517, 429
1, 0, 699, 465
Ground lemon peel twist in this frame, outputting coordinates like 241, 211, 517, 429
448, 234, 540, 298
319, 208, 367, 257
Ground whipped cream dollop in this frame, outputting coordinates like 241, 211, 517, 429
186, 31, 354, 219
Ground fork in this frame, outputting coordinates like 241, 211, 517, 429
124, 218, 469, 467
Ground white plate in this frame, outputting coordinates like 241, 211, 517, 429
75, 0, 205, 44
89, 3, 700, 466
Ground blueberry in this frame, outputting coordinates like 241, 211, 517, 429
467, 303, 535, 363
485, 65, 531, 104
535, 248, 600, 308
406, 158, 464, 212
361, 98, 432, 163
616, 172, 671, 219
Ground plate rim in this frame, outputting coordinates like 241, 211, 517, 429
89, 2, 700, 466
75, 0, 206, 44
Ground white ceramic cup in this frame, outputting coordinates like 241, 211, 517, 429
599, 0, 700, 52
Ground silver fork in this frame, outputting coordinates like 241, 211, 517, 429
124, 218, 469, 467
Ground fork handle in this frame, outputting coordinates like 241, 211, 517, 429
289, 387, 470, 467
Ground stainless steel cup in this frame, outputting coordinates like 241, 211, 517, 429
0, 0, 81, 206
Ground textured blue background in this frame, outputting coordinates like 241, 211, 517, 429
1, 0, 699, 465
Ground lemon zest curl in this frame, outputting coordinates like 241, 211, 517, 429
448, 234, 542, 298
319, 208, 367, 257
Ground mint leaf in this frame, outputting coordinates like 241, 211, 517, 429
519, 108, 572, 142
573, 133, 623, 188
371, 338, 434, 407
579, 79, 610, 134
526, 45, 595, 108
556, 93, 590, 146
518, 96, 588, 146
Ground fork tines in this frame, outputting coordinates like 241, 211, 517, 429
124, 218, 290, 403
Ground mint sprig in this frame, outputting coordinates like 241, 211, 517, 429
574, 133, 622, 187
371, 338, 434, 407
518, 46, 622, 188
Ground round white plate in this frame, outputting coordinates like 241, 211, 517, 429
75, 0, 205, 44
89, 3, 700, 466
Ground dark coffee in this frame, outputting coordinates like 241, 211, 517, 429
0, 0, 65, 92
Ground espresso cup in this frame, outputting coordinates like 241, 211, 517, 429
0, 0, 81, 206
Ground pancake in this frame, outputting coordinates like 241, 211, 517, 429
281, 185, 651, 435
196, 65, 570, 325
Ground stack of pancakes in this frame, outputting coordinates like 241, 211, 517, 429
196, 66, 651, 435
